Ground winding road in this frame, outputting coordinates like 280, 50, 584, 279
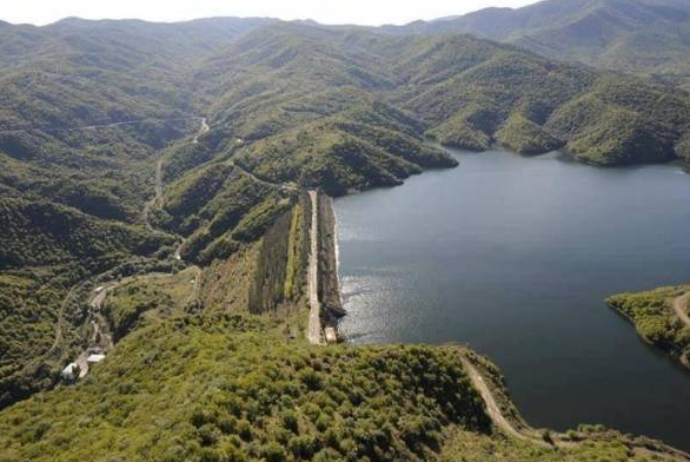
225, 158, 298, 193
193, 117, 209, 144
458, 350, 690, 461
55, 116, 318, 380
0, 116, 207, 136
458, 352, 554, 448
143, 117, 208, 229
56, 118, 210, 378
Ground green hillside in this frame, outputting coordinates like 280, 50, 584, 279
3, 14, 690, 409
0, 197, 175, 408
0, 313, 678, 462
196, 23, 690, 165
0, 15, 689, 461
386, 0, 690, 85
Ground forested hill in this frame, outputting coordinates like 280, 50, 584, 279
1, 17, 690, 169
195, 22, 690, 165
1, 15, 690, 461
1, 20, 690, 401
384, 0, 690, 85
1, 11, 690, 403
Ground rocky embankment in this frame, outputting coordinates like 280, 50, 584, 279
316, 193, 345, 341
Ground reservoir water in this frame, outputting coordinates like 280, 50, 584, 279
335, 148, 690, 450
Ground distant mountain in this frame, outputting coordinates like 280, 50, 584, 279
384, 0, 690, 84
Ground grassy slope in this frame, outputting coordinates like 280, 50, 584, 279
104, 267, 200, 340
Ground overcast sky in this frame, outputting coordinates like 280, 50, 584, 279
0, 0, 537, 27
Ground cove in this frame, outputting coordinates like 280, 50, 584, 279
334, 148, 690, 450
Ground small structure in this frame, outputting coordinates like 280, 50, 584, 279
61, 363, 80, 382
324, 327, 338, 345
86, 354, 106, 365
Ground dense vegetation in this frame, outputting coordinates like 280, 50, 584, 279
0, 197, 175, 407
0, 198, 171, 271
194, 23, 690, 167
1, 12, 690, 460
385, 0, 690, 86
104, 267, 201, 340
440, 428, 668, 462
1, 311, 682, 462
0, 314, 493, 462
161, 165, 293, 264
607, 286, 690, 367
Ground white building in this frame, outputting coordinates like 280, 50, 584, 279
87, 354, 106, 364
61, 363, 79, 382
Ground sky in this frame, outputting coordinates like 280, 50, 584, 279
0, 0, 537, 27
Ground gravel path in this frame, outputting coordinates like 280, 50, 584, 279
307, 191, 325, 345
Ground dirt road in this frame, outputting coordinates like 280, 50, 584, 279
193, 117, 209, 144
0, 116, 207, 136
143, 117, 208, 228
458, 353, 553, 448
673, 293, 690, 328
225, 158, 298, 193
307, 191, 325, 345
458, 350, 690, 460
142, 159, 163, 229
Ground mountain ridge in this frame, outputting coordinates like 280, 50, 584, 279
0, 14, 689, 461
385, 0, 690, 83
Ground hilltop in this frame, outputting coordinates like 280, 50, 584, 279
385, 0, 690, 84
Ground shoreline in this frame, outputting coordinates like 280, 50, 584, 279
332, 200, 344, 313
317, 193, 345, 340
606, 296, 690, 371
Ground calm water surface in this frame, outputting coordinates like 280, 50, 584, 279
335, 148, 690, 450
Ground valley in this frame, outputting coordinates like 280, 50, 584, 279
1, 2, 690, 460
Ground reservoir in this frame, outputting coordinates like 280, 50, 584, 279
335, 148, 690, 450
